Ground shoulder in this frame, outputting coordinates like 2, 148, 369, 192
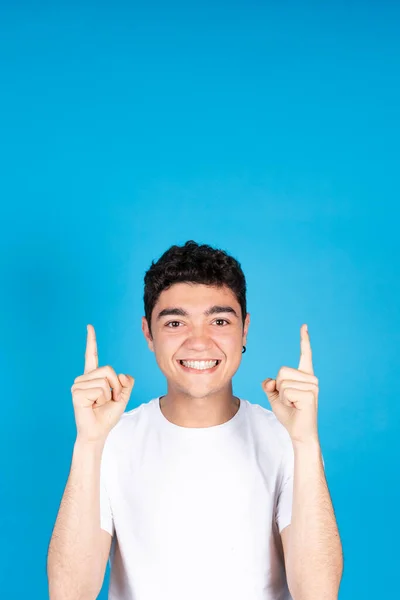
103, 397, 157, 453
244, 399, 293, 454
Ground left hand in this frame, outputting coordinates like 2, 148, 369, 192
262, 324, 319, 445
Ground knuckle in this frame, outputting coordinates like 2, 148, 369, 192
279, 366, 289, 378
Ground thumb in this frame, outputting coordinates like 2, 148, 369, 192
118, 373, 135, 402
262, 377, 274, 390
262, 378, 279, 402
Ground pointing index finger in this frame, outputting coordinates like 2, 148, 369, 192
84, 324, 99, 374
298, 323, 314, 375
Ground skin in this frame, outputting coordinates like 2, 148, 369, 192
142, 282, 250, 428
47, 328, 135, 600
262, 325, 343, 599
262, 323, 320, 445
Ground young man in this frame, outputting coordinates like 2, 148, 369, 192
47, 240, 343, 600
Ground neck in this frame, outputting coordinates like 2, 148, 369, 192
160, 386, 240, 428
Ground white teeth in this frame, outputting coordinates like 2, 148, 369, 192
181, 360, 218, 370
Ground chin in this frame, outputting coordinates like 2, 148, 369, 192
175, 382, 227, 399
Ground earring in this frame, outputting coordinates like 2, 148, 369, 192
242, 345, 246, 354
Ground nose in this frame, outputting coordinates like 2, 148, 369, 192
184, 335, 214, 351
183, 327, 215, 352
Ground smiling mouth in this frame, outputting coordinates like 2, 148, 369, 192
177, 359, 221, 373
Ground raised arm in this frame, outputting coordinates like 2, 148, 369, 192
46, 324, 134, 599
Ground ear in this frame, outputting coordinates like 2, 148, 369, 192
142, 316, 155, 352
242, 312, 250, 346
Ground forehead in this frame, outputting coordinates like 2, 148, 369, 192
154, 283, 239, 311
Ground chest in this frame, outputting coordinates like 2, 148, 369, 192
109, 434, 279, 559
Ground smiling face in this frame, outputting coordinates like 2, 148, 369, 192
142, 282, 250, 400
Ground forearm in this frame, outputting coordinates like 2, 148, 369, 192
288, 439, 343, 600
47, 438, 105, 600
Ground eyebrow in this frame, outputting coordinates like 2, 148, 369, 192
156, 305, 239, 321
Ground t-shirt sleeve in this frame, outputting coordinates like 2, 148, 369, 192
275, 437, 326, 534
275, 437, 295, 534
100, 445, 115, 537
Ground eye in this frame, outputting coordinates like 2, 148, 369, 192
165, 321, 182, 328
214, 319, 229, 326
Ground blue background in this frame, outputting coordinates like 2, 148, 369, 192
1, 1, 399, 598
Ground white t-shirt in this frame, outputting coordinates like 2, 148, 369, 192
100, 396, 296, 600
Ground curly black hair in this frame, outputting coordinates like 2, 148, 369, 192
144, 240, 247, 337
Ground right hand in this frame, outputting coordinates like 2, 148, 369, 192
71, 324, 135, 444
